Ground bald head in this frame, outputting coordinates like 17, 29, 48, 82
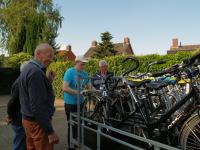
34, 43, 54, 67
34, 43, 53, 56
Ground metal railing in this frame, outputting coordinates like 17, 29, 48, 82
69, 113, 180, 150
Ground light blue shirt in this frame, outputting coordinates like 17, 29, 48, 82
63, 67, 90, 104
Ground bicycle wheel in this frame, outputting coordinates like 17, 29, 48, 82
109, 101, 123, 120
83, 95, 108, 123
91, 102, 108, 124
179, 113, 200, 150
123, 99, 133, 115
82, 95, 99, 118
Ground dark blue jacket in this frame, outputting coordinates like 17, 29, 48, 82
19, 61, 55, 135
92, 71, 114, 90
7, 78, 22, 126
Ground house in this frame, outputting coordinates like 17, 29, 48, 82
84, 37, 134, 58
55, 44, 76, 61
167, 38, 200, 54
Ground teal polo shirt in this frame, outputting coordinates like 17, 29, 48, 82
63, 67, 90, 104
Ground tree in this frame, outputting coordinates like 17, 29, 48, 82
0, 54, 4, 67
0, 0, 63, 55
93, 32, 117, 58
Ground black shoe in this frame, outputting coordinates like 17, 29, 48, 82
68, 148, 75, 150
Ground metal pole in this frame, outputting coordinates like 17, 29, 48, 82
77, 75, 81, 150
154, 146, 160, 150
97, 125, 101, 150
81, 118, 85, 148
69, 114, 73, 148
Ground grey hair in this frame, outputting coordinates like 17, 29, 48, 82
99, 60, 108, 67
20, 61, 29, 72
34, 43, 53, 56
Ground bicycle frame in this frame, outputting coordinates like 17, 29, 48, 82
113, 77, 200, 136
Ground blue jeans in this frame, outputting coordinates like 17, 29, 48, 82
11, 124, 26, 150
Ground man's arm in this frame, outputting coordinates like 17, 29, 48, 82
62, 81, 78, 94
6, 98, 14, 124
28, 71, 54, 135
6, 79, 20, 123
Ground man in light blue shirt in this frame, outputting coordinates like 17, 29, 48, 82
63, 55, 91, 150
63, 66, 90, 105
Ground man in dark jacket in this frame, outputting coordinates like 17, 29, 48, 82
6, 61, 29, 150
92, 60, 114, 90
6, 78, 26, 150
18, 43, 59, 150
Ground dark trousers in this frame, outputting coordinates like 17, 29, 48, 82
64, 103, 83, 147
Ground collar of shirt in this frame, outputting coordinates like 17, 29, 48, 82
30, 59, 45, 69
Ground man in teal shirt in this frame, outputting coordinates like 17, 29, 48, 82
63, 55, 91, 150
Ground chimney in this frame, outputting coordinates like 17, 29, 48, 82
172, 38, 178, 48
92, 41, 97, 47
124, 37, 130, 44
66, 45, 71, 51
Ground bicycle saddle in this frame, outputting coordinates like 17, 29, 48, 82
128, 79, 152, 88
146, 81, 168, 90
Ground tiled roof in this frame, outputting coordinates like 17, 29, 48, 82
84, 47, 97, 58
170, 45, 200, 51
167, 49, 195, 54
168, 44, 200, 54
84, 43, 134, 58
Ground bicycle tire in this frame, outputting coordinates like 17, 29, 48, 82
179, 113, 200, 150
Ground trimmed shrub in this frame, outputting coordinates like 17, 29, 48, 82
47, 61, 74, 98
48, 51, 195, 98
4, 52, 32, 68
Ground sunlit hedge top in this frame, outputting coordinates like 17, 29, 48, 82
3, 51, 196, 98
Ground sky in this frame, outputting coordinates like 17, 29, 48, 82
3, 0, 199, 56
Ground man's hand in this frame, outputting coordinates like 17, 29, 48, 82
48, 71, 56, 83
5, 116, 12, 125
48, 132, 59, 144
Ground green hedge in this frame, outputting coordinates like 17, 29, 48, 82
4, 52, 32, 68
48, 51, 195, 98
47, 61, 74, 98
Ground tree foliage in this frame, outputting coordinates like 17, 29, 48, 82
0, 54, 4, 67
93, 32, 117, 58
0, 0, 63, 55
4, 52, 32, 68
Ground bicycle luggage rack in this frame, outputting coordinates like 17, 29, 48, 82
69, 113, 180, 150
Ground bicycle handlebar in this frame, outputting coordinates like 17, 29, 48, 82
152, 52, 200, 77
188, 52, 200, 66
122, 57, 139, 76
151, 64, 179, 77
136, 60, 167, 78
156, 60, 166, 65
105, 57, 139, 91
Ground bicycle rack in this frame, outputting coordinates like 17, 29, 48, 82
69, 113, 180, 150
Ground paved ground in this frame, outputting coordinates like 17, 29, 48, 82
0, 95, 68, 150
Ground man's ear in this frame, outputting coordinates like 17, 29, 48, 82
35, 50, 41, 57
